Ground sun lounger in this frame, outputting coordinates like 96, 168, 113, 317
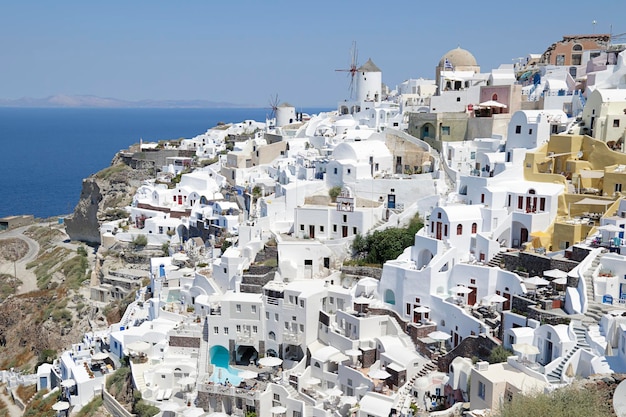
156, 389, 165, 401
163, 388, 173, 400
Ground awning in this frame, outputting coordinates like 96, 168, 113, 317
579, 170, 604, 178
573, 198, 613, 206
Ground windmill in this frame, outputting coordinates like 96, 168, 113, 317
268, 94, 280, 120
335, 41, 359, 98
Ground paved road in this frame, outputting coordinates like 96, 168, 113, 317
0, 225, 40, 294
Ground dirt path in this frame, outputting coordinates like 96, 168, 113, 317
0, 226, 40, 294
0, 386, 24, 417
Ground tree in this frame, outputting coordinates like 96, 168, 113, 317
328, 186, 342, 202
488, 345, 513, 364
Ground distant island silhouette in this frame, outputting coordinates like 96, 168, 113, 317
0, 94, 254, 108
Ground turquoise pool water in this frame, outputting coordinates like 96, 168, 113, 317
209, 345, 242, 385
166, 289, 180, 303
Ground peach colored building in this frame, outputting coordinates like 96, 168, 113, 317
541, 34, 610, 66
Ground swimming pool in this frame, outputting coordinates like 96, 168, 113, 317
209, 345, 242, 386
166, 289, 180, 303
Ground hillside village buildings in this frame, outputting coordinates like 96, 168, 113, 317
35, 34, 626, 417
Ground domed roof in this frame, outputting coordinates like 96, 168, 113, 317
439, 47, 477, 68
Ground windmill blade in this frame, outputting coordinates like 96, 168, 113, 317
268, 94, 279, 119
335, 41, 359, 99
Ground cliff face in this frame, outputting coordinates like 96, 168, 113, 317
65, 152, 153, 244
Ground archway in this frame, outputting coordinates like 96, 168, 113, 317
384, 289, 396, 305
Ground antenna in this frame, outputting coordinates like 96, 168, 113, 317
335, 41, 359, 98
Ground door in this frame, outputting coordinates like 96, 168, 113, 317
468, 287, 477, 306
436, 222, 442, 240
544, 340, 553, 364
520, 228, 529, 244
178, 195, 183, 205
342, 225, 348, 238
309, 225, 315, 239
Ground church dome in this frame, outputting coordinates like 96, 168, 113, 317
438, 47, 478, 68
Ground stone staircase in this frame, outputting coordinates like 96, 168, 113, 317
486, 250, 506, 268
546, 321, 589, 383
581, 253, 621, 325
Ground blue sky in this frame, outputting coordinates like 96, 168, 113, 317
1, 1, 624, 107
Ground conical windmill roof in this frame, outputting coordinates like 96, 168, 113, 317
358, 58, 381, 73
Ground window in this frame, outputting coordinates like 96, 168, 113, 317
616, 183, 622, 192
224, 327, 229, 334
457, 224, 463, 235
518, 196, 523, 209
343, 215, 347, 222
333, 224, 337, 232
572, 54, 582, 65
478, 381, 486, 400
528, 128, 533, 135
492, 93, 498, 101
304, 259, 313, 266
266, 312, 269, 319
353, 227, 357, 234
441, 126, 450, 135
236, 324, 241, 332
515, 125, 521, 134
456, 97, 461, 102
334, 167, 338, 174
158, 226, 163, 234
274, 313, 279, 321
236, 304, 241, 312
614, 119, 620, 128
472, 222, 477, 233
274, 394, 280, 401
481, 194, 485, 203
556, 54, 565, 66
269, 331, 276, 340
251, 305, 256, 313
406, 303, 411, 315
320, 225, 324, 232
444, 224, 448, 236
284, 322, 289, 329
299, 324, 304, 332
329, 296, 334, 304
300, 299, 304, 307
253, 326, 258, 333
347, 169, 351, 174
300, 224, 304, 231
213, 326, 219, 334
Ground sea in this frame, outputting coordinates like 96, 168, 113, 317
0, 107, 330, 219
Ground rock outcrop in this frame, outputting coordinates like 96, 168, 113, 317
65, 151, 153, 244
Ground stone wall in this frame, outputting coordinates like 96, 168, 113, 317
437, 335, 498, 373
169, 336, 201, 349
502, 250, 578, 277
341, 266, 382, 280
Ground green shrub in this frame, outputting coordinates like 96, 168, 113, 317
328, 186, 342, 202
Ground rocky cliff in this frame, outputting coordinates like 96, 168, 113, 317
65, 151, 153, 244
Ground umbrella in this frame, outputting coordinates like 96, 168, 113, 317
270, 406, 287, 414
482, 294, 507, 304
543, 269, 568, 279
258, 356, 283, 367
598, 224, 623, 233
449, 285, 473, 294
52, 401, 70, 411
91, 352, 108, 361
238, 370, 258, 379
512, 343, 540, 359
368, 368, 391, 379
304, 377, 321, 386
479, 100, 507, 108
159, 401, 182, 412
413, 305, 431, 313
524, 276, 549, 287
183, 409, 206, 417
428, 331, 452, 341
126, 340, 151, 353
552, 277, 567, 286
60, 379, 76, 388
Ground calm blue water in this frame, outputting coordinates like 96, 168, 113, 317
0, 107, 329, 219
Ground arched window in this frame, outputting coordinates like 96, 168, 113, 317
384, 289, 396, 305
472, 223, 477, 233
572, 44, 583, 51
492, 93, 498, 101
269, 331, 276, 341
457, 224, 463, 235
